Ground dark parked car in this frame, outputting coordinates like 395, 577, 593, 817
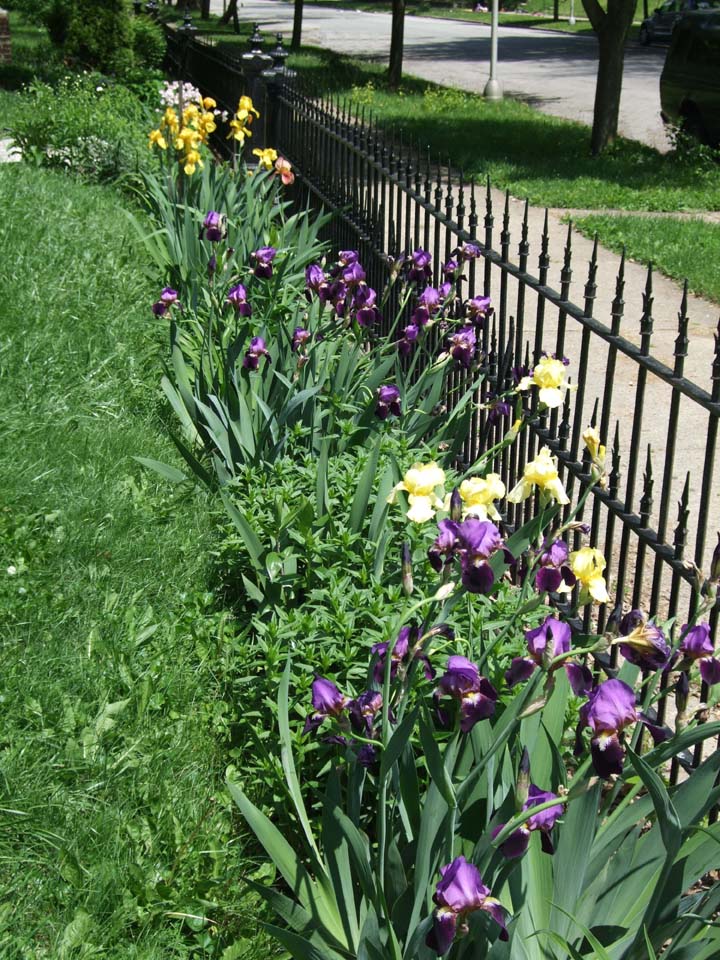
639, 0, 717, 44
660, 10, 720, 146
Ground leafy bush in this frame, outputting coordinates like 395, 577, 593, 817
65, 0, 134, 74
131, 14, 166, 69
6, 73, 151, 180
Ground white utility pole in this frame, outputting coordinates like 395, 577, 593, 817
483, 0, 503, 100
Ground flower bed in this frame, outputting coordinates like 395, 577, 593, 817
137, 89, 720, 960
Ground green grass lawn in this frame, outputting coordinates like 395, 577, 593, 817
0, 163, 270, 959
283, 48, 720, 213
573, 214, 720, 304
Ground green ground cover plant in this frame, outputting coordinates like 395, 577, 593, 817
0, 163, 279, 959
573, 214, 720, 304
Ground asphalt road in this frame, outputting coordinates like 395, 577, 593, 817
220, 0, 671, 149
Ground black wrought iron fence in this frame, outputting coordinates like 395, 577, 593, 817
166, 23, 720, 778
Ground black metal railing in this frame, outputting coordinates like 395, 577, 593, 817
167, 25, 719, 780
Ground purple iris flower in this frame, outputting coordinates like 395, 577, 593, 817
443, 259, 459, 279
151, 286, 179, 316
242, 336, 270, 370
618, 610, 671, 671
578, 678, 667, 778
342, 261, 366, 286
371, 625, 434, 685
305, 263, 326, 296
428, 519, 460, 572
251, 246, 277, 279
292, 327, 311, 352
201, 210, 226, 243
466, 295, 492, 325
435, 655, 497, 733
449, 326, 477, 369
426, 856, 508, 954
492, 784, 565, 859
505, 616, 591, 694
407, 248, 432, 284
456, 241, 481, 262
679, 623, 720, 686
347, 690, 383, 736
535, 539, 576, 595
226, 283, 252, 316
487, 398, 512, 426
338, 250, 359, 266
456, 518, 503, 594
354, 285, 380, 326
303, 676, 349, 733
398, 323, 419, 357
376, 384, 401, 420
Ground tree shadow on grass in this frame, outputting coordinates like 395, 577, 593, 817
287, 46, 719, 209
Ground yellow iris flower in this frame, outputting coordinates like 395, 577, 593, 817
506, 446, 569, 506
445, 474, 505, 521
570, 546, 610, 604
148, 129, 167, 150
238, 95, 260, 118
388, 462, 446, 523
253, 147, 279, 170
517, 356, 571, 409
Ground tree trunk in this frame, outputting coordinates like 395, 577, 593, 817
388, 0, 405, 89
582, 0, 637, 155
590, 25, 626, 153
553, 0, 559, 21
219, 0, 240, 31
292, 0, 304, 50
200, 0, 210, 19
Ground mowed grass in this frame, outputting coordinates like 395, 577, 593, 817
0, 164, 270, 959
283, 48, 720, 213
573, 214, 720, 304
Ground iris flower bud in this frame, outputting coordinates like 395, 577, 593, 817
401, 541, 414, 596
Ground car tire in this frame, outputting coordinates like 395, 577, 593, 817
639, 24, 651, 45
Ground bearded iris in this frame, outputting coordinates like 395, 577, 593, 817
516, 355, 571, 409
617, 610, 671, 670
152, 287, 180, 316
242, 336, 270, 370
426, 856, 508, 954
226, 283, 252, 316
388, 462, 446, 523
375, 384, 401, 420
678, 623, 720, 685
303, 677, 349, 733
201, 210, 226, 243
578, 678, 667, 777
570, 546, 610, 604
251, 247, 277, 279
492, 784, 565, 858
434, 656, 498, 732
505, 615, 591, 694
446, 474, 505, 522
535, 539, 576, 594
448, 326, 477, 368
507, 446, 569, 506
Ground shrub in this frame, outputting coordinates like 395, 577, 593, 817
6, 73, 151, 181
65, 0, 134, 75
131, 15, 166, 69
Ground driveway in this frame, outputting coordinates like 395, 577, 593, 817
220, 0, 671, 149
